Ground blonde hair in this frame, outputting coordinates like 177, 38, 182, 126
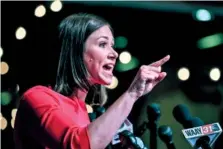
86, 85, 108, 106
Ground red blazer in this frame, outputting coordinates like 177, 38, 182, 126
14, 85, 91, 149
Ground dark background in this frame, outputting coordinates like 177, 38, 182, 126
1, 1, 223, 149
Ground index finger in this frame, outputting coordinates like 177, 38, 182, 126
150, 55, 170, 67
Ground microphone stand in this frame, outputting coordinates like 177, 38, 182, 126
158, 125, 176, 149
135, 121, 147, 137
147, 103, 161, 149
147, 121, 158, 149
166, 142, 176, 149
195, 136, 212, 149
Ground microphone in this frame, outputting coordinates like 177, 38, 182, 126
147, 103, 161, 123
88, 112, 97, 122
135, 121, 147, 137
88, 105, 106, 122
111, 119, 134, 145
119, 130, 148, 149
147, 103, 161, 149
94, 105, 106, 117
195, 136, 211, 149
181, 117, 222, 149
158, 125, 176, 149
87, 104, 96, 122
173, 104, 193, 128
188, 117, 204, 127
172, 104, 216, 149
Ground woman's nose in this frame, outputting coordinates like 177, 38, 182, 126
108, 49, 118, 60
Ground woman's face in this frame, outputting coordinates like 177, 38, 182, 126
84, 25, 118, 85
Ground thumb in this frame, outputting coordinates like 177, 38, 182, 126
158, 72, 167, 81
153, 72, 167, 86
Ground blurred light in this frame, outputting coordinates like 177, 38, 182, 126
11, 118, 15, 129
50, 0, 62, 12
16, 84, 20, 93
0, 113, 2, 118
34, 5, 46, 17
1, 116, 8, 130
105, 76, 118, 89
197, 33, 223, 49
177, 67, 190, 81
119, 51, 131, 64
0, 47, 3, 58
115, 56, 140, 72
115, 36, 128, 49
1, 91, 12, 106
15, 27, 26, 40
195, 9, 212, 21
86, 104, 93, 113
209, 67, 221, 81
1, 61, 9, 75
11, 109, 18, 119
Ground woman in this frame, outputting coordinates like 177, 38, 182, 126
14, 13, 170, 149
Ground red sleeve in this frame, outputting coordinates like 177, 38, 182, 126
21, 88, 91, 149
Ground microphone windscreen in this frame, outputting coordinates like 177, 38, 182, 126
120, 131, 146, 149
119, 130, 136, 147
112, 119, 133, 145
92, 105, 106, 117
147, 103, 161, 121
189, 117, 204, 127
95, 106, 106, 114
173, 104, 192, 124
88, 112, 96, 122
158, 125, 173, 144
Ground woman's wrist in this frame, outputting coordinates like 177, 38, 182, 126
124, 90, 138, 104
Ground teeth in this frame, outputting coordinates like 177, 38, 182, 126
103, 64, 114, 71
107, 64, 113, 69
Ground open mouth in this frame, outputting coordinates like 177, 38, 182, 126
103, 64, 114, 72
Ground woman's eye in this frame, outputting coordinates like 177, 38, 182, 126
99, 42, 107, 48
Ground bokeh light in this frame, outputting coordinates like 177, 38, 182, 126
16, 84, 20, 93
1, 91, 12, 106
1, 61, 9, 75
115, 36, 128, 49
86, 104, 93, 113
119, 51, 132, 64
50, 0, 63, 12
11, 109, 18, 119
195, 9, 212, 21
34, 5, 46, 17
1, 116, 8, 130
105, 76, 119, 89
11, 119, 15, 129
0, 47, 3, 58
177, 67, 190, 81
15, 27, 26, 40
197, 33, 223, 49
115, 56, 140, 72
209, 67, 221, 81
